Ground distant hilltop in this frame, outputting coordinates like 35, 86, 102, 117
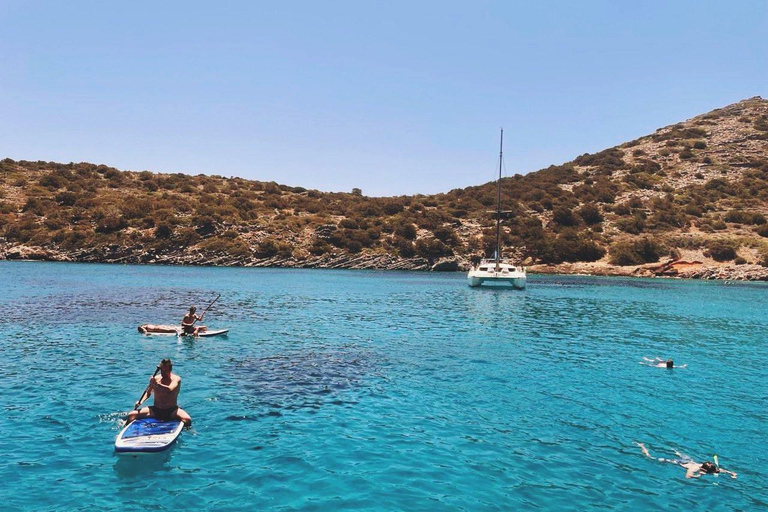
1, 97, 768, 280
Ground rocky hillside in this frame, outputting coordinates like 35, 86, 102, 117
2, 97, 768, 280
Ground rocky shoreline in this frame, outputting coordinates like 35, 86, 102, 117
3, 244, 768, 281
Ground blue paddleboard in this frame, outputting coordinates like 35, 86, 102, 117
115, 418, 183, 453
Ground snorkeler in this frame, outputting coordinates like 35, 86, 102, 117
640, 357, 687, 369
636, 443, 736, 479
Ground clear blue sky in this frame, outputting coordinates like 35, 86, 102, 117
1, 1, 766, 196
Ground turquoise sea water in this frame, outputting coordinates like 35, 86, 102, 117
0, 261, 766, 511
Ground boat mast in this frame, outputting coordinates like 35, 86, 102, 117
495, 128, 503, 272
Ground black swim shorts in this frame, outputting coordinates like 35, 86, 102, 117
149, 405, 179, 421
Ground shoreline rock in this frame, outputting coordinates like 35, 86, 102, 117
2, 244, 767, 281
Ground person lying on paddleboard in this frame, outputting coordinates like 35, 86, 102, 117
137, 324, 179, 334
640, 357, 686, 369
637, 443, 736, 479
125, 358, 192, 426
181, 305, 207, 336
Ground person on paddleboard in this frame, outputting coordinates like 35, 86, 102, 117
181, 305, 207, 336
637, 443, 736, 478
125, 358, 192, 426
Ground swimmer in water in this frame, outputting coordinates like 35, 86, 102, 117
636, 443, 736, 479
640, 357, 687, 369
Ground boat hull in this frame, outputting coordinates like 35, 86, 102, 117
467, 274, 526, 289
467, 261, 527, 289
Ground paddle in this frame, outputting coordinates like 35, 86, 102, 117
134, 366, 161, 411
201, 293, 221, 319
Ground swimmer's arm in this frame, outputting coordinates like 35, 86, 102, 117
636, 442, 653, 458
720, 469, 737, 479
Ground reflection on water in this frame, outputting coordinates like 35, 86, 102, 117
113, 449, 174, 479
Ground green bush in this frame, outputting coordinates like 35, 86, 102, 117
552, 206, 577, 226
55, 191, 78, 206
199, 236, 251, 257
38, 173, 64, 190
96, 215, 128, 234
578, 204, 603, 225
624, 172, 657, 189
154, 222, 174, 239
616, 215, 646, 234
381, 199, 405, 215
346, 240, 363, 253
394, 236, 415, 257
555, 230, 605, 262
395, 223, 417, 240
704, 239, 737, 261
176, 228, 200, 246
684, 203, 703, 217
609, 238, 664, 266
309, 239, 332, 256
415, 237, 452, 258
339, 218, 358, 229
574, 149, 626, 173
433, 226, 458, 244
724, 210, 749, 224
759, 249, 768, 267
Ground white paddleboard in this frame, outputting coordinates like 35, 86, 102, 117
115, 418, 183, 453
193, 329, 230, 338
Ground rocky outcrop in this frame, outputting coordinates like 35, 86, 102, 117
4, 245, 73, 261
526, 259, 768, 281
431, 257, 461, 272
2, 242, 766, 280
674, 264, 768, 281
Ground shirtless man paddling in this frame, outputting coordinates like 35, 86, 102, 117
125, 359, 192, 426
181, 306, 207, 336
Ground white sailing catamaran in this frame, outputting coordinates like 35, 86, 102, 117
467, 129, 527, 289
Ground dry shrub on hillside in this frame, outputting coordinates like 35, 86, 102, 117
609, 238, 665, 266
703, 239, 738, 261
578, 204, 603, 225
199, 236, 251, 257
415, 237, 452, 259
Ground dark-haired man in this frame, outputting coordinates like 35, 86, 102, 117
125, 358, 192, 426
181, 306, 207, 336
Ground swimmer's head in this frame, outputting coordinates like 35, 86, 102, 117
701, 461, 717, 474
666, 359, 674, 368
